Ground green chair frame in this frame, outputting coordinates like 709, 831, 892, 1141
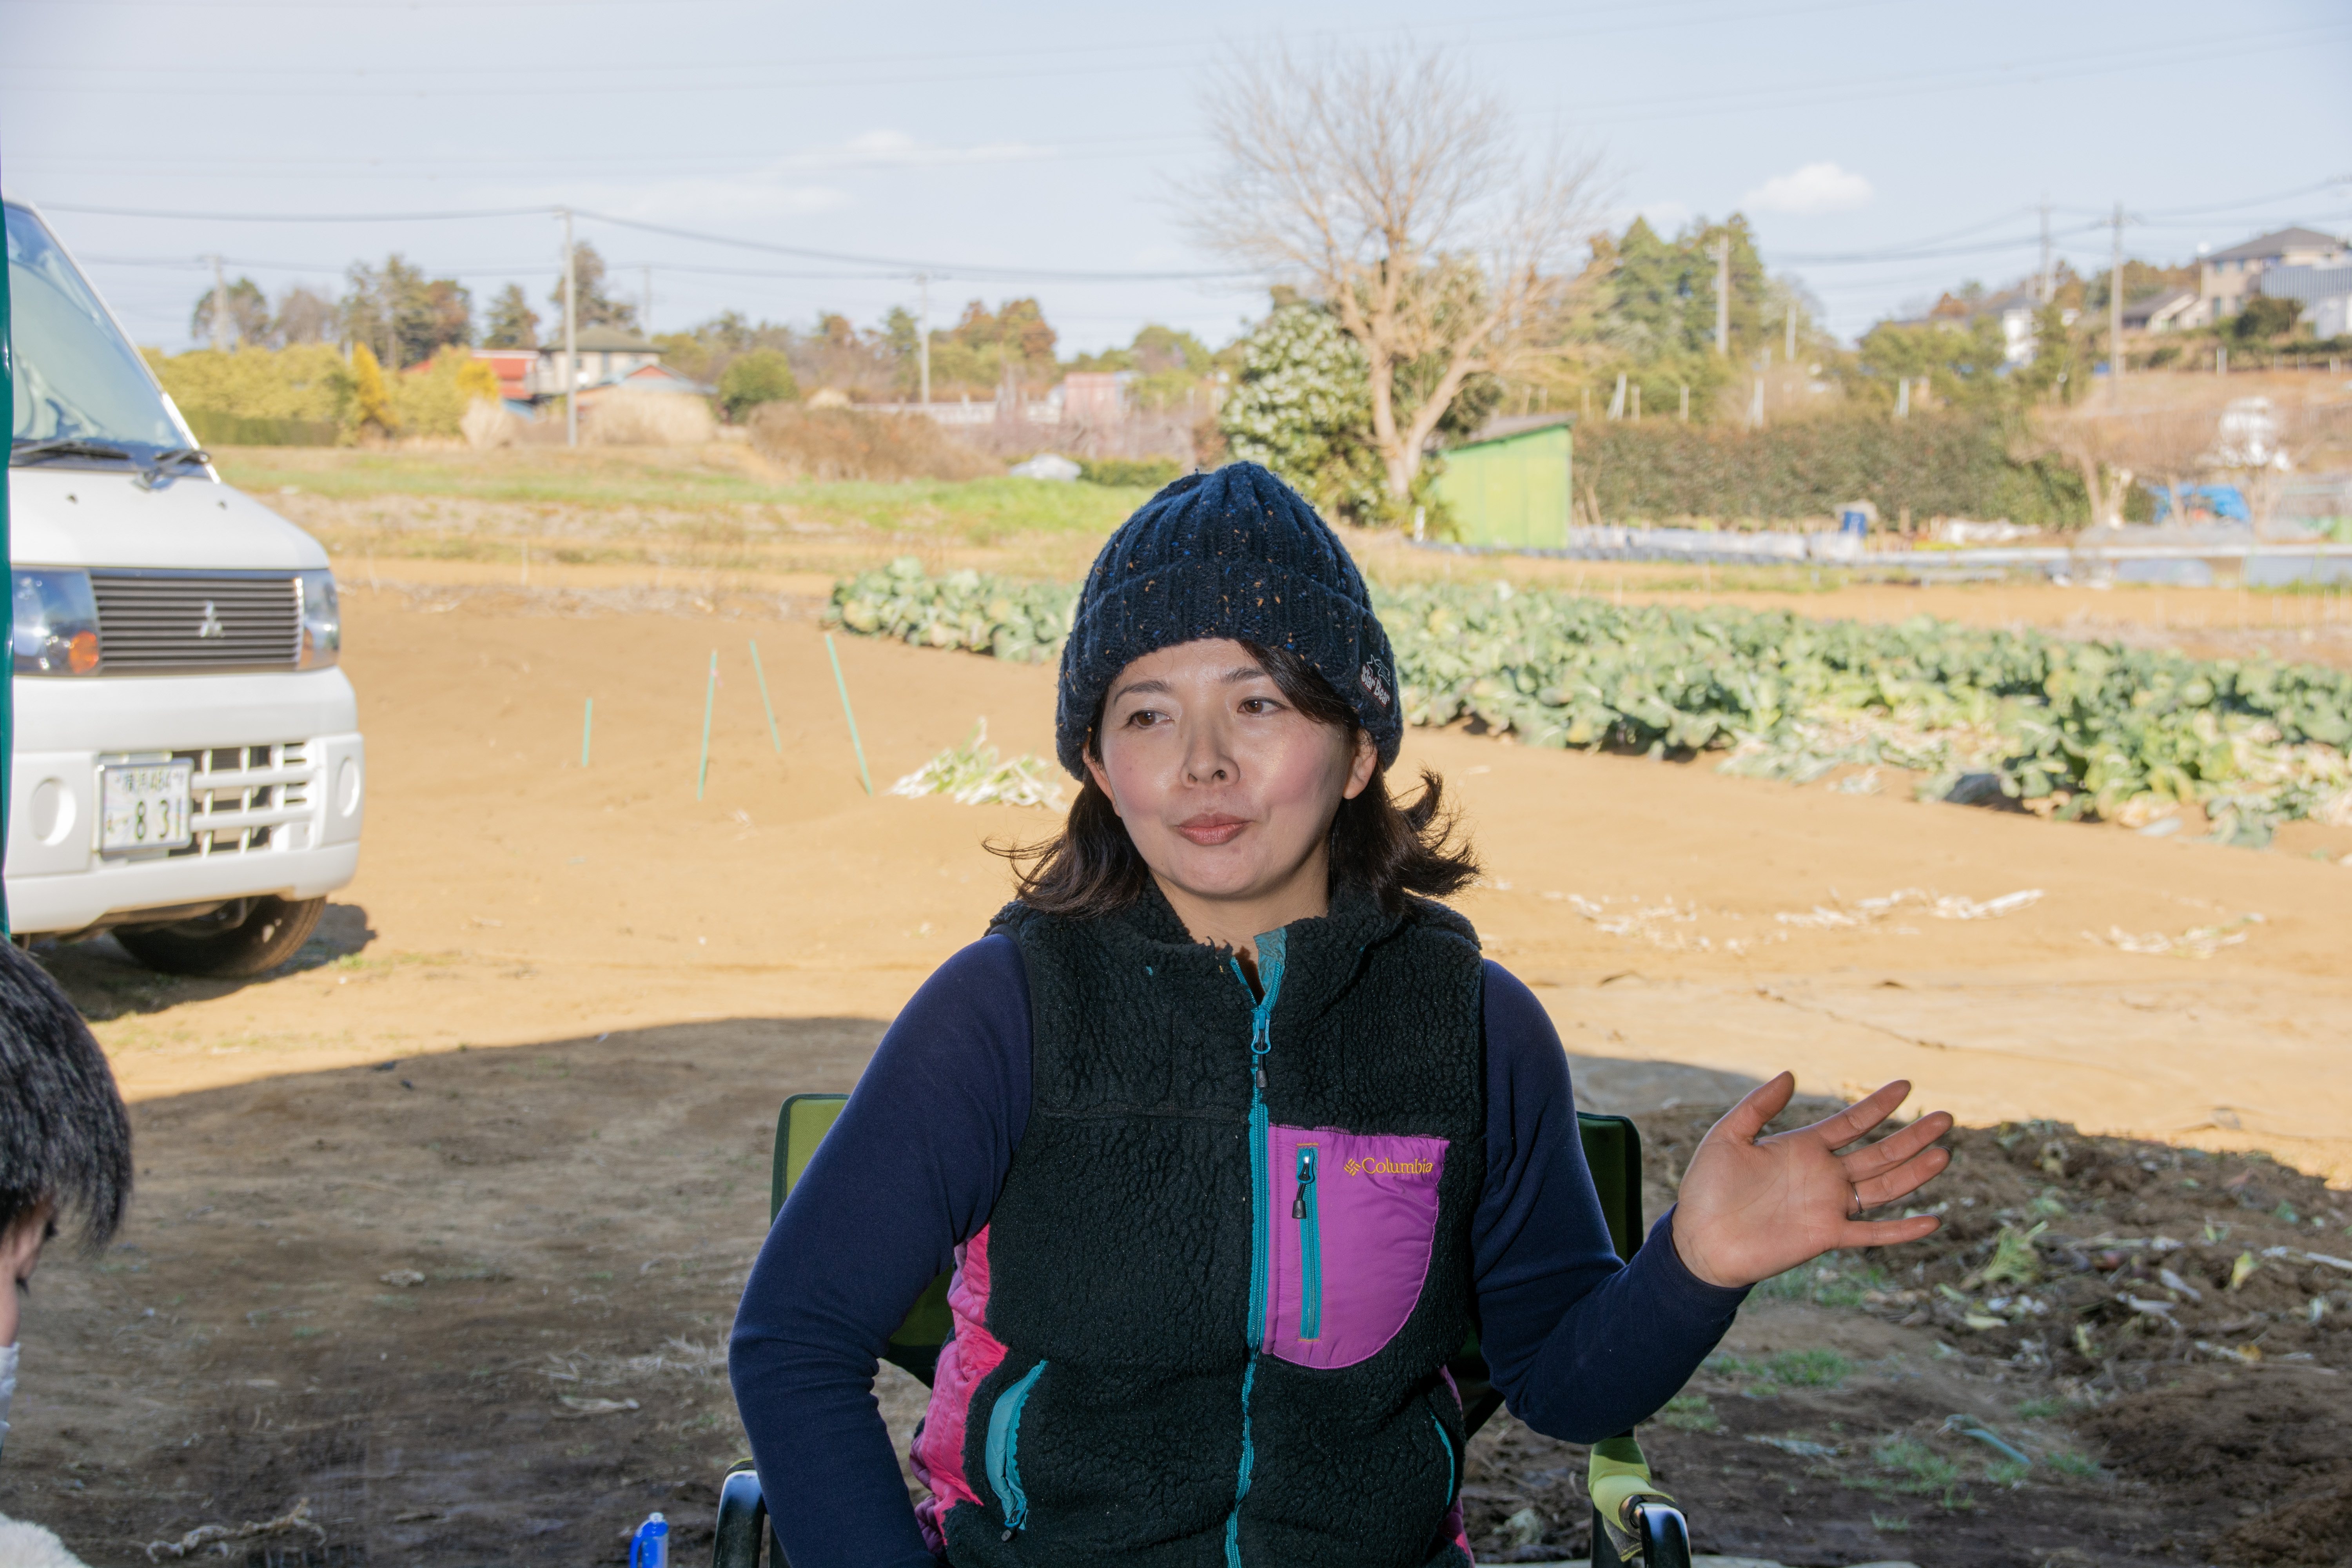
716, 1095, 1693, 1567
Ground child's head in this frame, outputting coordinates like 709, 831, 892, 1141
1014, 464, 1475, 921
0, 941, 132, 1348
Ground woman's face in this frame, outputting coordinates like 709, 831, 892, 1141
1087, 639, 1374, 931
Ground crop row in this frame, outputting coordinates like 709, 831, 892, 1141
828, 558, 2352, 842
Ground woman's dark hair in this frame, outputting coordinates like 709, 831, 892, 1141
999, 641, 1479, 918
0, 941, 133, 1253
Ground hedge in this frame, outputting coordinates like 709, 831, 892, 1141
1569, 411, 2086, 526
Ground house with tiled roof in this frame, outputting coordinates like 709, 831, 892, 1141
2198, 227, 2347, 321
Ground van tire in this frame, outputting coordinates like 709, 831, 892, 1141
115, 895, 327, 978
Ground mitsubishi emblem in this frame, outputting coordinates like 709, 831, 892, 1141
196, 601, 226, 639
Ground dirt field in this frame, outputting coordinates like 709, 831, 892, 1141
9, 505, 2352, 1565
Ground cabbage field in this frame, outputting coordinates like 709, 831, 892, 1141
829, 559, 2352, 844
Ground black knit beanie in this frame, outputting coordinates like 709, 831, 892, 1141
1055, 461, 1400, 779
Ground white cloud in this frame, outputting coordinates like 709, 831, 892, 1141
1741, 162, 1874, 217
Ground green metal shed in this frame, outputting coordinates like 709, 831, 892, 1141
1432, 419, 1572, 549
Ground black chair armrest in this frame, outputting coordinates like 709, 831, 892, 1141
714, 1464, 768, 1568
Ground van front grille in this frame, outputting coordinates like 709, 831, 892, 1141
163, 742, 314, 857
91, 571, 301, 672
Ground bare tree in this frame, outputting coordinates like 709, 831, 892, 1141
1187, 44, 1606, 504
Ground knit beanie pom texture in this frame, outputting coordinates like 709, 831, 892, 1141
1054, 462, 1400, 779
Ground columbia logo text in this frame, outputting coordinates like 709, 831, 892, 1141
1343, 1156, 1435, 1177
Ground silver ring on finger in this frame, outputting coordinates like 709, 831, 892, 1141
1848, 1183, 1864, 1218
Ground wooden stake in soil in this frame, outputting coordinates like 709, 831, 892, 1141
581, 698, 593, 768
748, 640, 782, 753
825, 634, 873, 795
697, 651, 717, 800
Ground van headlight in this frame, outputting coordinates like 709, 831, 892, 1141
11, 569, 100, 676
297, 569, 340, 669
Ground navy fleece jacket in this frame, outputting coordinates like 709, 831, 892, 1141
728, 935, 1746, 1568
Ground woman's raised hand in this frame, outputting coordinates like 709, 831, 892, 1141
1668, 1073, 1953, 1290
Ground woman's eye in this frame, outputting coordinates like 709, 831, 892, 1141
1239, 696, 1280, 715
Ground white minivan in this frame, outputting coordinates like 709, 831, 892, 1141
7, 197, 363, 975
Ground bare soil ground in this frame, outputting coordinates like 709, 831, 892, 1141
9, 476, 2352, 1566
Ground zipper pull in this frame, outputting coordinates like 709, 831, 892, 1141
1254, 1062, 1267, 1092
1294, 1148, 1314, 1218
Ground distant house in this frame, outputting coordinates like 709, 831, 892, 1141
477, 328, 709, 406
531, 325, 666, 396
473, 348, 539, 404
2198, 227, 2347, 321
2122, 289, 2200, 333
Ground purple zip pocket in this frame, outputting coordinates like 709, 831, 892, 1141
1263, 1125, 1447, 1368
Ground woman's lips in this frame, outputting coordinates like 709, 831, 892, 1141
1174, 814, 1249, 846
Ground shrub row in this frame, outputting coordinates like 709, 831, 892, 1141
1568, 411, 2086, 526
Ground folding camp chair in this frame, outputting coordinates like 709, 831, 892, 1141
715, 1095, 1694, 1568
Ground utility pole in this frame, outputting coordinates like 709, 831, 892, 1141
2109, 199, 2124, 402
642, 265, 653, 338
1713, 240, 1730, 356
562, 208, 578, 448
2038, 196, 2054, 304
916, 272, 931, 405
208, 254, 227, 351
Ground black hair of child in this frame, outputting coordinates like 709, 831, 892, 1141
998, 640, 1479, 920
0, 942, 132, 1253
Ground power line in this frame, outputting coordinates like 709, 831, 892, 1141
38, 201, 1257, 284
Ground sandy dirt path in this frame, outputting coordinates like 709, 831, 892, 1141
60, 583, 2352, 1181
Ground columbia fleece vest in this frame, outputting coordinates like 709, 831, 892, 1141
909, 886, 1488, 1568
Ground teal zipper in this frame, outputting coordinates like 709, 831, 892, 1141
985, 1361, 1047, 1539
1433, 1412, 1456, 1506
1229, 929, 1285, 1349
1293, 1143, 1322, 1341
1223, 927, 1286, 1568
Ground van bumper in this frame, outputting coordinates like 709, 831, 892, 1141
7, 668, 364, 937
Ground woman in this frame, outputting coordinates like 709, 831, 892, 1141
729, 463, 1951, 1568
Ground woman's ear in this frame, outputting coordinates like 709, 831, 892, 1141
1339, 728, 1378, 802
1083, 748, 1120, 815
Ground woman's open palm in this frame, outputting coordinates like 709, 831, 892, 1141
1670, 1073, 1953, 1290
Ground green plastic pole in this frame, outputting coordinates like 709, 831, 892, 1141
824, 633, 872, 795
748, 639, 782, 753
581, 697, 593, 768
696, 651, 716, 800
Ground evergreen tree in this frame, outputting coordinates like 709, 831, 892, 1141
1218, 302, 1387, 524
482, 283, 540, 348
549, 241, 638, 332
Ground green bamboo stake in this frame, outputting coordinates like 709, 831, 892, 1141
824, 633, 873, 795
696, 650, 717, 800
748, 639, 782, 753
581, 697, 593, 768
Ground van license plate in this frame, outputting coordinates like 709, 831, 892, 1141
100, 761, 194, 853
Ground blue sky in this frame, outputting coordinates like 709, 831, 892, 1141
4, 0, 2347, 354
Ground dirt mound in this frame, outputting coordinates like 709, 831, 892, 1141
746, 405, 998, 481
2221, 1480, 2352, 1566
1611, 1102, 2352, 1564
1632, 1107, 2352, 1381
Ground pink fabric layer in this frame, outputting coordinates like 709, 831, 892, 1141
910, 1225, 1004, 1553
1263, 1126, 1448, 1369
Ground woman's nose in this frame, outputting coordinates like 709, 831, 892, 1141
1180, 723, 1232, 783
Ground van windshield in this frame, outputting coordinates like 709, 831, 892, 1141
7, 202, 187, 461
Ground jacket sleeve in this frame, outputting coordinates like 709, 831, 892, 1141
727, 934, 1031, 1568
1470, 962, 1748, 1442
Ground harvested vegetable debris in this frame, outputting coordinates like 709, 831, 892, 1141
887, 720, 1067, 810
829, 563, 2352, 845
